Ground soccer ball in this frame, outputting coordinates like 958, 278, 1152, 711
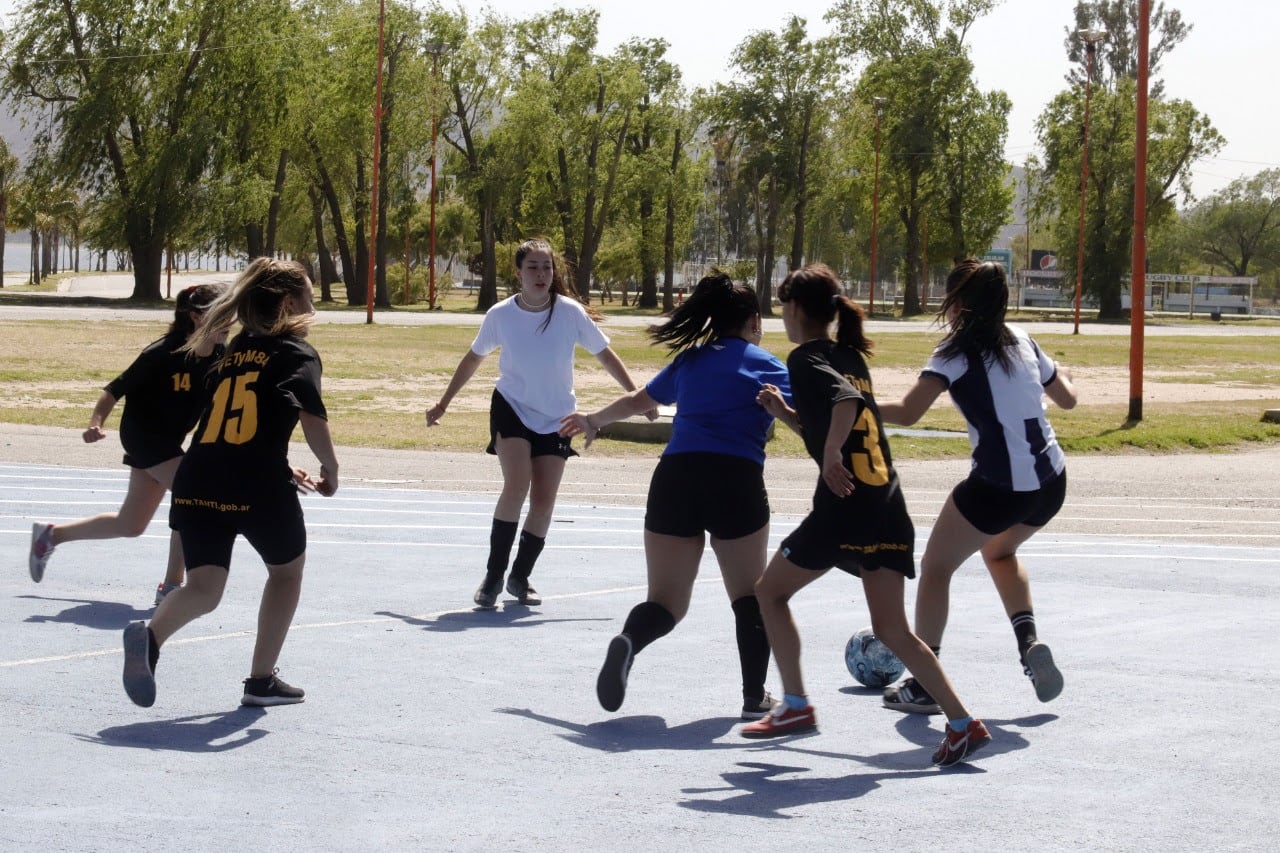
845, 627, 905, 689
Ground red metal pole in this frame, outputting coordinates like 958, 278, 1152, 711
428, 51, 440, 310
1129, 1, 1150, 422
365, 0, 386, 325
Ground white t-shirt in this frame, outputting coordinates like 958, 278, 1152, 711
470, 295, 610, 434
922, 324, 1065, 492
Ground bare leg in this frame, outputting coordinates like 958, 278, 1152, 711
754, 552, 825, 697
492, 436, 533, 523
980, 524, 1041, 618
523, 454, 567, 537
52, 462, 175, 544
148, 564, 228, 647
643, 530, 704, 622
862, 568, 970, 722
163, 530, 186, 587
709, 524, 770, 601
915, 494, 990, 647
250, 554, 305, 676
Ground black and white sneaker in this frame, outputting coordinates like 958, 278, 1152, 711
1023, 642, 1064, 702
505, 575, 542, 606
741, 690, 779, 720
882, 677, 942, 714
122, 622, 156, 708
596, 634, 633, 712
241, 670, 306, 706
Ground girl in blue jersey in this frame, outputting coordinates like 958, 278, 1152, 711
879, 259, 1077, 715
120, 259, 339, 708
426, 239, 650, 610
744, 263, 989, 767
559, 272, 791, 720
28, 283, 228, 604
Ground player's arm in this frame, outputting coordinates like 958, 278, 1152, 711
594, 347, 658, 421
83, 390, 118, 443
299, 411, 339, 496
1045, 362, 1078, 410
757, 384, 800, 435
559, 388, 659, 448
426, 350, 485, 426
878, 374, 946, 426
822, 398, 860, 497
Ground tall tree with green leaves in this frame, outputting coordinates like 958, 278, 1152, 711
0, 136, 17, 286
1182, 169, 1280, 278
1036, 1, 1223, 318
3, 0, 293, 299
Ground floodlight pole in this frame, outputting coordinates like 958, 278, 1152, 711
1074, 28, 1106, 335
1129, 2, 1150, 422
870, 96, 887, 315
425, 43, 449, 310
365, 0, 387, 325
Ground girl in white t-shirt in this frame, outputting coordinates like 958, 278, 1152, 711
877, 259, 1078, 716
426, 239, 652, 609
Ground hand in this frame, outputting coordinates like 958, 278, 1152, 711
559, 412, 599, 449
642, 407, 659, 422
821, 448, 856, 498
1055, 361, 1074, 382
315, 464, 338, 497
425, 403, 446, 427
756, 384, 788, 418
292, 467, 318, 494
82, 425, 106, 443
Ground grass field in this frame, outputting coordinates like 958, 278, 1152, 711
2, 308, 1277, 461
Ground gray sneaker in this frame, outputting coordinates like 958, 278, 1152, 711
1024, 642, 1064, 702
596, 634, 633, 712
241, 670, 305, 706
122, 622, 156, 707
741, 690, 779, 720
882, 677, 942, 714
154, 582, 182, 606
29, 522, 55, 583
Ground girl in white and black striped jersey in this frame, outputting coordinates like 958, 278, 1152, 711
559, 272, 791, 720
878, 258, 1078, 715
426, 239, 651, 609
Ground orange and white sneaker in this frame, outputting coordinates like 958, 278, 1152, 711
740, 701, 817, 739
932, 718, 992, 767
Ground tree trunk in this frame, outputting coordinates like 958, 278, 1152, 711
265, 149, 288, 257
128, 235, 164, 301
310, 140, 356, 295
477, 195, 499, 310
308, 186, 337, 302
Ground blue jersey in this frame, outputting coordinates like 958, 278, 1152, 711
645, 336, 790, 466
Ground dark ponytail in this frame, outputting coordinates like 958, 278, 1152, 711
937, 258, 1016, 371
777, 263, 873, 356
648, 270, 760, 355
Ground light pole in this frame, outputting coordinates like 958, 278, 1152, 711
1130, 3, 1150, 422
1073, 28, 1106, 335
365, 0, 387, 324
424, 42, 450, 310
869, 96, 887, 315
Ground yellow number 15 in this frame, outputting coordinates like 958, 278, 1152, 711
199, 371, 260, 445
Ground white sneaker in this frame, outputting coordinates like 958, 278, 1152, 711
29, 522, 55, 583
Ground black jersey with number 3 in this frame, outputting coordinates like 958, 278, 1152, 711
786, 339, 897, 497
175, 332, 326, 503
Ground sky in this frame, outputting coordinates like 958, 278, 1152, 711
0, 0, 1271, 201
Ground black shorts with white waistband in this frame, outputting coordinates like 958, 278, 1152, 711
951, 468, 1067, 536
644, 452, 769, 540
486, 390, 577, 459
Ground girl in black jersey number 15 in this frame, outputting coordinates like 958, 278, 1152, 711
426, 238, 652, 610
878, 259, 1077, 716
28, 284, 228, 605
120, 259, 339, 708
747, 263, 990, 768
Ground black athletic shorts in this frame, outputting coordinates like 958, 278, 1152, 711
952, 468, 1067, 536
120, 428, 184, 470
486, 390, 577, 459
644, 452, 769, 540
779, 481, 915, 578
170, 486, 307, 569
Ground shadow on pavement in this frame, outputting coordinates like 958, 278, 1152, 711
19, 595, 151, 630
75, 706, 270, 753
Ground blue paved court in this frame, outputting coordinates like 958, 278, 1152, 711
3, 460, 1278, 851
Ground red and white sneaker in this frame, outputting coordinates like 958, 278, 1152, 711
932, 719, 992, 767
740, 701, 817, 739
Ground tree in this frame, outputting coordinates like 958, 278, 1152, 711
1182, 169, 1280, 278
1035, 1, 1223, 318
3, 0, 294, 300
0, 136, 17, 286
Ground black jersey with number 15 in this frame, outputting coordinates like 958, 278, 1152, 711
180, 332, 327, 498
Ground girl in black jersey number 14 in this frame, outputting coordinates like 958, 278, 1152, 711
28, 284, 228, 604
878, 259, 1077, 716
120, 259, 339, 708
426, 238, 652, 610
747, 263, 991, 768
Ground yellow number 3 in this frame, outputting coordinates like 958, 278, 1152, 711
199, 371, 260, 445
848, 408, 889, 486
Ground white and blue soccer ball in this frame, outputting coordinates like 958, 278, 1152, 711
845, 627, 905, 688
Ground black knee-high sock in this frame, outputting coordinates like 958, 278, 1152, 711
485, 519, 518, 581
1011, 610, 1037, 660
731, 595, 771, 702
621, 601, 676, 655
509, 530, 546, 581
